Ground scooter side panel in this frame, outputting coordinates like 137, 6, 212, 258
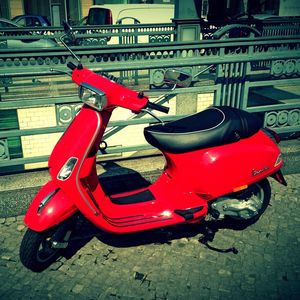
163, 130, 282, 199
48, 106, 113, 224
94, 172, 208, 233
24, 181, 77, 232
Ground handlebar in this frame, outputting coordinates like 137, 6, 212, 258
147, 101, 169, 114
67, 62, 83, 70
67, 62, 77, 70
66, 62, 169, 114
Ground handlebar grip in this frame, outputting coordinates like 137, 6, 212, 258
67, 62, 77, 70
147, 101, 169, 114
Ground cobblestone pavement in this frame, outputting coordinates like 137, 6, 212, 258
0, 174, 299, 300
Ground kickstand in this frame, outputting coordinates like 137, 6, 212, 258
199, 226, 238, 254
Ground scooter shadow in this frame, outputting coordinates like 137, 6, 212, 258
63, 218, 247, 259
62, 161, 251, 259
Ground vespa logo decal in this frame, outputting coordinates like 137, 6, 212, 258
252, 166, 270, 177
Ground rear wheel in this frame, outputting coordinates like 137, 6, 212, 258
210, 179, 271, 227
20, 228, 62, 272
228, 179, 271, 225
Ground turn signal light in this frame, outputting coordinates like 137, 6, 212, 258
233, 185, 248, 192
57, 157, 78, 180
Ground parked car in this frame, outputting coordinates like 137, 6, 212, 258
0, 18, 20, 28
87, 4, 174, 25
0, 18, 57, 48
11, 15, 51, 27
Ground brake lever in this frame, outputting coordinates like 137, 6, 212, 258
50, 68, 72, 76
141, 109, 165, 126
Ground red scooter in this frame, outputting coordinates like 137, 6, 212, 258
20, 24, 287, 272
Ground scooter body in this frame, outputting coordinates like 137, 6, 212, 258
24, 67, 284, 234
20, 23, 287, 272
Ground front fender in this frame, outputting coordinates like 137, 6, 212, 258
24, 181, 77, 232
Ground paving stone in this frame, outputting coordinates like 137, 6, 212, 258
4, 217, 16, 225
0, 174, 299, 299
71, 283, 84, 294
16, 224, 25, 232
16, 216, 24, 222
1, 255, 13, 261
49, 261, 63, 271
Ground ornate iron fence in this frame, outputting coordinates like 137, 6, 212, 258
0, 21, 299, 173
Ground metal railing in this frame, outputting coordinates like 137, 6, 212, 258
0, 20, 299, 173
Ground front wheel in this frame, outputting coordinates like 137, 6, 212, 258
20, 228, 63, 272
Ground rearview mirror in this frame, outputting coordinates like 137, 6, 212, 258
164, 69, 192, 88
62, 21, 76, 43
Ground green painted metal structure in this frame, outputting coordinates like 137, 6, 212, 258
0, 19, 299, 173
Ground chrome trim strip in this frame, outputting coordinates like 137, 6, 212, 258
75, 111, 101, 216
37, 188, 59, 214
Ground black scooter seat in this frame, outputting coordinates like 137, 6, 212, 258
144, 106, 262, 154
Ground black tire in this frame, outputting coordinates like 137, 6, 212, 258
20, 228, 62, 272
228, 178, 271, 226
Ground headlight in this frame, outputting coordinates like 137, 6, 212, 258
79, 83, 107, 111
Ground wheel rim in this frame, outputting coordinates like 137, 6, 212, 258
36, 236, 59, 263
